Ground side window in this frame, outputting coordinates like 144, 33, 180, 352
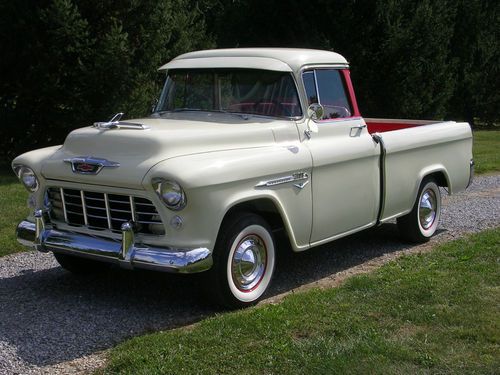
302, 69, 352, 120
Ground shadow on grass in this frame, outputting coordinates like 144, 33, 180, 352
0, 223, 438, 367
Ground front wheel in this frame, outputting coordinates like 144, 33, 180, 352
205, 213, 276, 309
397, 178, 441, 243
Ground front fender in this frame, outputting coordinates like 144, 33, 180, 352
12, 145, 62, 176
143, 145, 312, 251
12, 145, 62, 214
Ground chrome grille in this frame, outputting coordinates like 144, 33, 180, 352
47, 188, 164, 235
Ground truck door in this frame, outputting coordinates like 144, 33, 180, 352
302, 69, 380, 244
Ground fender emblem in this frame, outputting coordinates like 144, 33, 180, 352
64, 156, 120, 175
293, 180, 310, 189
255, 172, 309, 188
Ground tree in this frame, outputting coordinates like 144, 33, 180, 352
356, 0, 457, 119
0, 0, 215, 162
448, 0, 499, 126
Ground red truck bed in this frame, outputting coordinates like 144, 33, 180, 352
365, 118, 438, 134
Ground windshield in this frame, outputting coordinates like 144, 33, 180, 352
155, 69, 302, 118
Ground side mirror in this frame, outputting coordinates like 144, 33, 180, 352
307, 103, 324, 121
305, 103, 323, 137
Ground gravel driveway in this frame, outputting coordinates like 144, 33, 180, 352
1, 174, 498, 374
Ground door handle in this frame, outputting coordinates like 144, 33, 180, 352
351, 124, 367, 130
350, 124, 366, 137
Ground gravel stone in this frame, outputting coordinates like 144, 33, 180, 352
0, 174, 498, 374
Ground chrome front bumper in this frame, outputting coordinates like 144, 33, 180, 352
16, 211, 212, 273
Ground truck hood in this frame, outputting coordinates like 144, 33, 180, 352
41, 114, 282, 189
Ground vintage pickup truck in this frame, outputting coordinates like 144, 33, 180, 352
13, 48, 473, 307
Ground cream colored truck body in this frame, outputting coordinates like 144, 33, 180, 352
14, 48, 473, 273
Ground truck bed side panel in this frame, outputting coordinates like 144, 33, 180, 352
379, 121, 472, 222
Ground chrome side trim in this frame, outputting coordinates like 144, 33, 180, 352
256, 172, 309, 188
16, 219, 212, 274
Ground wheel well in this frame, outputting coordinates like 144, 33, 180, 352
222, 198, 291, 248
425, 171, 449, 188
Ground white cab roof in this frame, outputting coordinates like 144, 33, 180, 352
159, 48, 348, 72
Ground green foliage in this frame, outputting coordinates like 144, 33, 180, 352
364, 0, 456, 118
0, 0, 498, 164
0, 0, 214, 162
99, 229, 500, 374
448, 0, 500, 125
208, 0, 499, 123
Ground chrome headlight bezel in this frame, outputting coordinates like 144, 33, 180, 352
152, 178, 187, 211
13, 165, 40, 192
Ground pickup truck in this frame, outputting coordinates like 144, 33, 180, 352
13, 48, 474, 308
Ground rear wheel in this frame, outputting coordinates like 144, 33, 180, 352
397, 178, 441, 243
205, 213, 276, 309
53, 253, 110, 274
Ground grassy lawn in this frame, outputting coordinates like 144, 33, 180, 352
0, 130, 498, 258
473, 130, 500, 174
0, 173, 29, 257
100, 229, 499, 374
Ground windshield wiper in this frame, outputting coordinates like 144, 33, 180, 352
172, 108, 204, 112
215, 109, 252, 120
154, 108, 252, 120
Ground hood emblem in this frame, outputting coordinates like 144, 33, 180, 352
64, 156, 120, 175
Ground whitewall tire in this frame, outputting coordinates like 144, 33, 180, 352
398, 178, 441, 243
205, 213, 276, 308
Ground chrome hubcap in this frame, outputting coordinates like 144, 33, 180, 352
419, 189, 437, 229
231, 234, 267, 292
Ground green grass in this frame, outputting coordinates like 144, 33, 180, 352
100, 229, 499, 374
473, 130, 500, 174
0, 173, 29, 257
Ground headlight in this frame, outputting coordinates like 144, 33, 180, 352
153, 179, 187, 211
13, 165, 39, 192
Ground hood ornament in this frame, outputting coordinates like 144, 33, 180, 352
64, 156, 120, 175
93, 112, 149, 130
